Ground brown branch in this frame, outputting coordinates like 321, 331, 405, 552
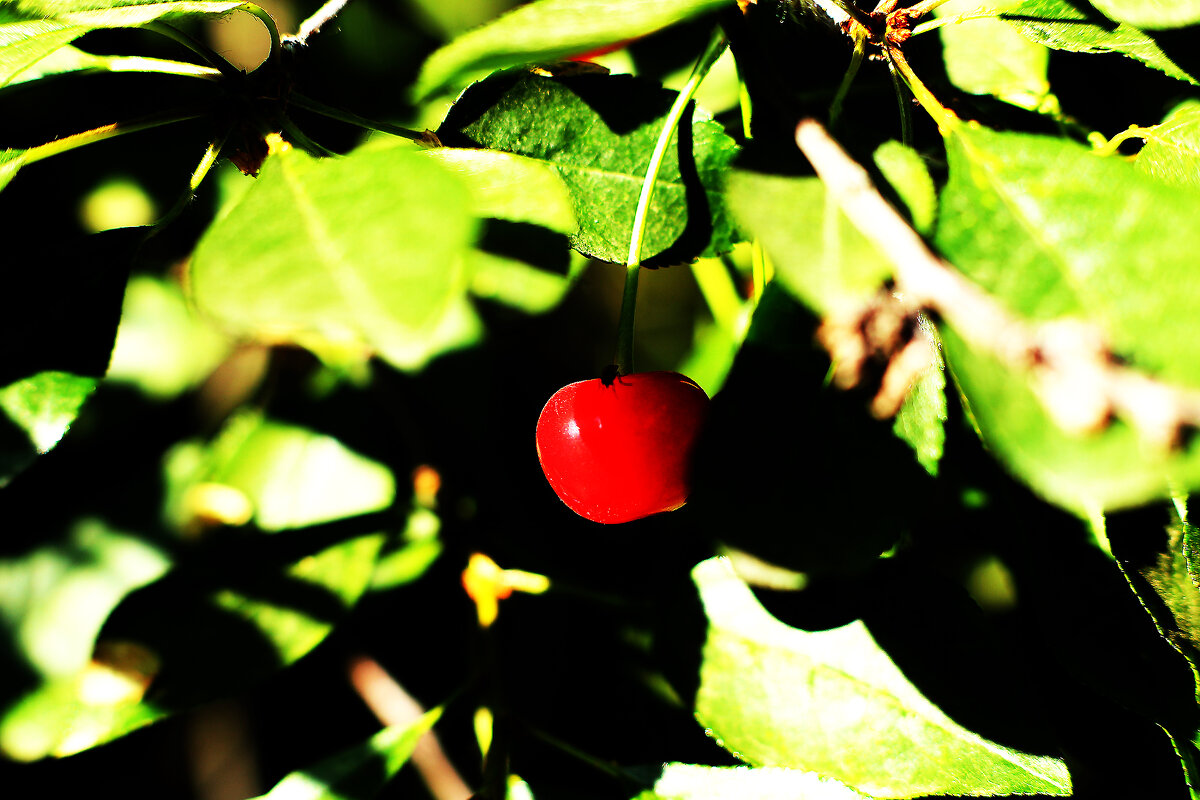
795, 117, 1200, 449
348, 655, 474, 800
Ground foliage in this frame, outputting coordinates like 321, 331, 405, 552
3, 0, 1200, 798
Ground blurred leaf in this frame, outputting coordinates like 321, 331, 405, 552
0, 371, 95, 484
635, 764, 869, 800
369, 507, 443, 590
893, 324, 947, 477
936, 124, 1200, 513
440, 69, 741, 265
873, 141, 937, 235
163, 410, 396, 532
937, 0, 1054, 112
1001, 0, 1198, 84
725, 170, 889, 316
467, 250, 574, 313
1089, 0, 1200, 28
0, 0, 243, 87
255, 707, 442, 800
106, 275, 230, 399
0, 519, 170, 760
691, 557, 1072, 798
1137, 100, 1200, 190
191, 142, 481, 372
413, 0, 730, 99
419, 147, 577, 234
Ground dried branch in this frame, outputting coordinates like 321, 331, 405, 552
795, 118, 1200, 449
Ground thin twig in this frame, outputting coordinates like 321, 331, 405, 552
348, 655, 473, 800
795, 118, 1200, 448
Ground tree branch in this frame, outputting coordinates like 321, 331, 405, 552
795, 117, 1200, 448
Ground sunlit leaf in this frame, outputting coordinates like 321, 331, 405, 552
163, 410, 395, 532
440, 69, 741, 265
635, 764, 869, 800
692, 557, 1072, 798
106, 275, 230, 399
936, 124, 1200, 513
937, 0, 1054, 112
1137, 100, 1200, 190
873, 141, 937, 235
0, 519, 170, 761
191, 141, 480, 372
8, 44, 218, 83
0, 148, 26, 192
254, 707, 442, 800
1089, 0, 1200, 28
1001, 0, 1197, 84
724, 170, 889, 316
369, 507, 443, 591
0, 371, 95, 484
0, 0, 243, 87
413, 0, 731, 99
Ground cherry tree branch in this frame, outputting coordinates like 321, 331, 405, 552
795, 118, 1200, 448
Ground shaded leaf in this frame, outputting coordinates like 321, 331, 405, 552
1002, 0, 1197, 84
635, 764, 869, 800
0, 0, 242, 88
413, 0, 731, 99
1136, 100, 1200, 190
893, 322, 947, 477
255, 708, 441, 800
439, 69, 741, 265
691, 557, 1072, 798
163, 410, 395, 532
936, 124, 1200, 513
191, 141, 481, 372
937, 0, 1055, 112
724, 170, 889, 315
1089, 0, 1200, 28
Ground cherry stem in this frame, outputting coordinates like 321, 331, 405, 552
885, 44, 959, 133
144, 21, 239, 77
830, 25, 867, 129
910, 8, 1000, 37
152, 130, 230, 231
240, 3, 283, 69
615, 27, 727, 376
286, 0, 352, 45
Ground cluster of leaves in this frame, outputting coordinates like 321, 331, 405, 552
5, 0, 1200, 798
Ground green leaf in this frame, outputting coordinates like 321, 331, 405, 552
936, 124, 1200, 513
1136, 100, 1200, 190
1089, 0, 1200, 28
873, 141, 937, 235
439, 69, 741, 265
7, 44, 218, 83
419, 147, 577, 235
691, 557, 1073, 798
191, 141, 482, 372
893, 323, 947, 477
163, 410, 395, 532
255, 708, 442, 800
0, 148, 26, 192
724, 170, 889, 316
0, 519, 171, 760
1002, 0, 1197, 85
937, 0, 1055, 112
0, 0, 243, 88
636, 764, 869, 800
370, 507, 443, 590
106, 275, 231, 399
0, 371, 96, 484
413, 0, 731, 99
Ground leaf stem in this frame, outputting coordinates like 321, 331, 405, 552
615, 28, 727, 376
886, 45, 959, 133
145, 21, 238, 76
22, 112, 204, 167
905, 0, 958, 17
1092, 124, 1155, 156
910, 8, 1000, 36
279, 114, 339, 157
153, 130, 230, 231
824, 0, 875, 31
240, 3, 283, 69
887, 57, 913, 146
289, 92, 425, 141
830, 26, 867, 128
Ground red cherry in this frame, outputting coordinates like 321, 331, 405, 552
535, 371, 710, 524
